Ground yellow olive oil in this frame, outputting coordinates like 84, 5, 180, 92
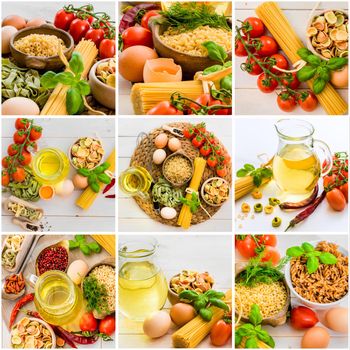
119, 261, 168, 321
119, 166, 152, 198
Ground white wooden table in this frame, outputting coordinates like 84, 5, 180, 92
235, 234, 348, 348
235, 117, 349, 232
235, 1, 349, 115
118, 117, 233, 232
1, 118, 115, 232
118, 234, 232, 348
1, 234, 116, 348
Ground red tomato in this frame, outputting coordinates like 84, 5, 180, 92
12, 167, 26, 182
8, 143, 19, 156
216, 166, 227, 177
222, 153, 231, 165
29, 126, 42, 141
268, 53, 288, 74
339, 182, 348, 202
2, 170, 10, 187
84, 28, 105, 47
87, 16, 95, 24
277, 92, 297, 112
141, 10, 159, 29
298, 91, 318, 112
194, 123, 206, 134
183, 127, 195, 139
200, 144, 212, 157
19, 150, 32, 166
210, 319, 232, 346
54, 9, 76, 31
326, 188, 346, 211
261, 246, 280, 265
25, 141, 38, 153
99, 315, 115, 336
122, 26, 153, 49
281, 72, 300, 90
235, 38, 248, 57
290, 306, 318, 329
255, 36, 278, 56
323, 174, 337, 189
79, 312, 97, 332
69, 19, 90, 43
13, 130, 27, 144
245, 55, 263, 75
147, 101, 183, 115
207, 156, 218, 168
15, 118, 29, 130
2, 156, 11, 168
242, 17, 265, 38
258, 235, 277, 247
257, 73, 278, 93
235, 235, 257, 259
190, 94, 228, 115
99, 39, 116, 59
192, 135, 205, 148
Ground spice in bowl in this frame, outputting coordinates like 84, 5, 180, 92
37, 246, 68, 275
70, 137, 104, 170
202, 177, 229, 206
4, 272, 25, 294
163, 154, 193, 186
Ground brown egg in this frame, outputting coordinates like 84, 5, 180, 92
170, 303, 196, 326
2, 15, 26, 29
325, 307, 348, 333
26, 18, 46, 28
301, 327, 330, 348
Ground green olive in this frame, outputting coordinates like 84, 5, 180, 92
269, 197, 281, 206
254, 203, 263, 213
272, 217, 282, 227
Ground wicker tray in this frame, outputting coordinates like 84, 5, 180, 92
130, 122, 232, 227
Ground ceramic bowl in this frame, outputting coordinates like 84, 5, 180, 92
162, 152, 193, 187
201, 177, 229, 207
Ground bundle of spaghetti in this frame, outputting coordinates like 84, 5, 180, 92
177, 157, 207, 229
256, 2, 347, 115
76, 148, 115, 210
41, 39, 98, 115
235, 176, 271, 200
91, 234, 115, 257
131, 81, 203, 114
172, 289, 231, 348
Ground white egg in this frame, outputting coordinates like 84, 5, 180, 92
160, 207, 177, 220
67, 259, 89, 285
143, 311, 171, 338
2, 97, 40, 115
55, 179, 74, 197
2, 25, 17, 54
153, 149, 167, 165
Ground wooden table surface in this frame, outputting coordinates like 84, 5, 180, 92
235, 1, 349, 115
1, 118, 115, 232
1, 234, 116, 348
118, 234, 232, 348
118, 117, 233, 232
235, 234, 348, 348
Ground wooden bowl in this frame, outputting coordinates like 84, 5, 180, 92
201, 177, 230, 207
149, 19, 232, 78
10, 24, 74, 71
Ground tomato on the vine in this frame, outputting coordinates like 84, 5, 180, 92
19, 150, 32, 166
122, 26, 153, 49
8, 144, 19, 156
190, 94, 228, 115
69, 18, 90, 43
222, 153, 231, 165
84, 28, 105, 47
2, 170, 10, 187
194, 123, 206, 133
15, 118, 29, 130
2, 156, 11, 168
25, 141, 38, 153
298, 91, 318, 112
277, 91, 297, 112
29, 126, 42, 141
339, 182, 348, 202
141, 10, 159, 29
268, 53, 288, 74
54, 9, 76, 31
12, 167, 26, 183
235, 235, 257, 258
183, 127, 195, 139
235, 37, 248, 57
245, 55, 263, 75
13, 130, 27, 144
281, 72, 300, 90
200, 144, 212, 157
147, 101, 183, 115
255, 35, 278, 56
257, 73, 278, 93
216, 165, 227, 177
99, 39, 116, 59
207, 156, 218, 168
258, 234, 277, 247
242, 17, 265, 38
323, 174, 337, 189
192, 135, 205, 148
261, 246, 280, 265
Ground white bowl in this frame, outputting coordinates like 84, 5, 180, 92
284, 240, 348, 310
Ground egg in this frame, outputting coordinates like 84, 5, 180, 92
67, 259, 89, 285
55, 179, 74, 197
301, 327, 330, 348
154, 133, 168, 148
325, 307, 348, 333
2, 97, 40, 115
168, 137, 181, 152
2, 25, 17, 54
119, 45, 158, 82
153, 149, 167, 165
2, 15, 26, 29
160, 207, 177, 220
143, 58, 182, 83
72, 174, 89, 189
330, 65, 348, 88
143, 311, 171, 338
170, 303, 196, 326
26, 18, 46, 28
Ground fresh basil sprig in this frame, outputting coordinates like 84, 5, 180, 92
236, 164, 273, 187
180, 192, 201, 213
78, 162, 111, 193
296, 48, 348, 94
286, 242, 337, 274
202, 41, 228, 65
41, 52, 90, 115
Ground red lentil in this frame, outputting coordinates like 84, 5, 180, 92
37, 246, 68, 275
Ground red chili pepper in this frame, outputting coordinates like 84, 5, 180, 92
105, 194, 115, 198
57, 327, 98, 344
279, 185, 319, 210
103, 177, 115, 194
9, 293, 34, 328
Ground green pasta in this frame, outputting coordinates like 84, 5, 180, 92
7, 168, 41, 201
152, 178, 183, 208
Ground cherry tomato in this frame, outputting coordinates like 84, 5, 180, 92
13, 130, 27, 144
99, 315, 115, 336
235, 38, 248, 57
54, 9, 76, 31
19, 150, 32, 166
29, 126, 42, 141
261, 246, 280, 265
183, 127, 195, 139
190, 94, 228, 115
12, 167, 26, 182
84, 28, 105, 47
87, 16, 95, 24
200, 144, 212, 157
141, 10, 159, 29
15, 118, 29, 130
277, 91, 297, 112
216, 166, 227, 177
69, 19, 90, 43
255, 36, 278, 56
257, 73, 278, 93
242, 17, 265, 38
2, 170, 10, 187
192, 135, 205, 148
147, 101, 183, 115
235, 235, 258, 259
281, 72, 300, 89
268, 53, 288, 74
210, 319, 232, 346
258, 234, 277, 247
339, 182, 348, 202
245, 55, 263, 75
290, 306, 318, 329
194, 123, 206, 134
79, 312, 98, 332
99, 39, 116, 59
326, 188, 346, 211
2, 156, 11, 168
222, 153, 231, 165
215, 145, 224, 156
122, 26, 153, 50
298, 91, 318, 112
323, 174, 337, 189
207, 156, 218, 168
25, 141, 38, 153
8, 144, 19, 156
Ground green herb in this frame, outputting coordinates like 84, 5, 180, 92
180, 192, 201, 213
202, 41, 228, 64
179, 289, 228, 321
69, 235, 101, 256
77, 162, 111, 193
83, 275, 109, 314
72, 330, 113, 341
286, 242, 337, 274
236, 164, 273, 187
40, 53, 90, 115
235, 304, 275, 348
296, 48, 348, 94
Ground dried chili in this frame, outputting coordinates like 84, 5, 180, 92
103, 177, 115, 194
279, 185, 319, 210
9, 293, 34, 328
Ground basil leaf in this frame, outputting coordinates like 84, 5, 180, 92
327, 57, 348, 70
209, 298, 229, 311
90, 182, 100, 193
66, 87, 83, 115
97, 173, 111, 184
205, 290, 225, 299
236, 169, 248, 177
78, 168, 90, 177
297, 66, 317, 82
223, 61, 232, 68
286, 246, 305, 257
261, 168, 273, 177
318, 67, 330, 82
319, 252, 338, 264
235, 334, 243, 346
40, 71, 59, 89
249, 304, 263, 327
297, 48, 313, 61
265, 335, 275, 348
301, 242, 314, 253
179, 290, 198, 301
69, 52, 84, 75
55, 71, 76, 85
244, 164, 255, 171
246, 336, 258, 349
203, 64, 223, 75
307, 255, 319, 274
202, 41, 228, 64
256, 329, 272, 343
76, 80, 91, 96
313, 77, 327, 94
306, 251, 321, 257
199, 307, 213, 321
306, 54, 322, 67
253, 174, 262, 187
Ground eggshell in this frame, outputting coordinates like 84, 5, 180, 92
301, 327, 330, 348
2, 97, 40, 115
153, 149, 166, 165
160, 207, 177, 220
2, 15, 26, 29
67, 260, 89, 285
26, 18, 46, 28
168, 138, 181, 152
143, 311, 171, 338
154, 133, 168, 149
143, 58, 182, 83
170, 303, 196, 326
2, 25, 17, 54
325, 307, 348, 333
55, 179, 74, 197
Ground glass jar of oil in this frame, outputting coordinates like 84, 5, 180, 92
273, 119, 332, 199
34, 270, 85, 328
32, 148, 70, 185
119, 237, 168, 321
119, 166, 153, 199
